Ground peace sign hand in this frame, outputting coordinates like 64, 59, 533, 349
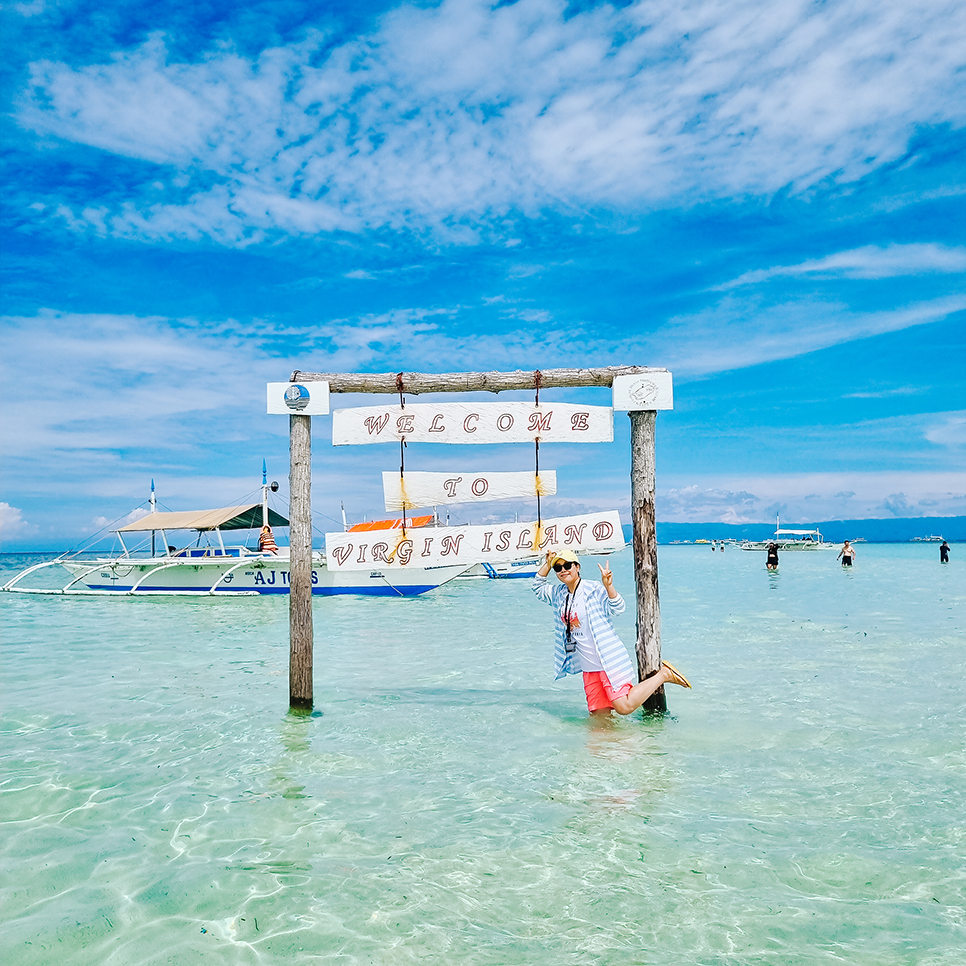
598, 559, 614, 589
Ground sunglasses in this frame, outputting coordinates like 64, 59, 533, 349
553, 560, 576, 572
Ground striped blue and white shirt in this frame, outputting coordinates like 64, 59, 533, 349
532, 574, 635, 688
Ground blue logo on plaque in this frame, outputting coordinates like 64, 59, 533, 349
284, 384, 311, 410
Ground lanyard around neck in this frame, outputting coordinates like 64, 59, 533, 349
564, 578, 582, 633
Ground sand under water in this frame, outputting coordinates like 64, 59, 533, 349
2, 543, 964, 964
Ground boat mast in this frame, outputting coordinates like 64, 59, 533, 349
262, 459, 269, 529
341, 501, 348, 532
150, 479, 157, 556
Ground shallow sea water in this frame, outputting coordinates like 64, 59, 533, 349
2, 544, 964, 965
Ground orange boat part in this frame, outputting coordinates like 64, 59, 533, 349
346, 515, 434, 533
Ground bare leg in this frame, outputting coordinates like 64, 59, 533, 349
610, 663, 691, 716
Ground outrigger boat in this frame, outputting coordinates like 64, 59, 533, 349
2, 479, 468, 597
740, 516, 836, 552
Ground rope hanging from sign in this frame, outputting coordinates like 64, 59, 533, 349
397, 372, 408, 537
533, 369, 543, 550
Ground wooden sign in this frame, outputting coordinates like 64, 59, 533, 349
383, 470, 557, 510
612, 372, 673, 410
267, 381, 330, 415
325, 510, 624, 571
332, 402, 613, 445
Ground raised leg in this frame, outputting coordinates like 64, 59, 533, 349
611, 662, 691, 716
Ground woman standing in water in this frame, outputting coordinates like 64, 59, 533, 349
532, 549, 692, 716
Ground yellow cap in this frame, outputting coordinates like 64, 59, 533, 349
550, 548, 579, 565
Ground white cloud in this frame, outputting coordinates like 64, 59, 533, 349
92, 506, 151, 530
16, 0, 966, 243
658, 472, 966, 522
0, 502, 30, 538
924, 412, 966, 448
650, 294, 966, 375
719, 244, 966, 289
844, 386, 922, 399
662, 485, 761, 523
13, 2, 46, 17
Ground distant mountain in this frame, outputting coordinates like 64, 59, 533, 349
619, 517, 964, 545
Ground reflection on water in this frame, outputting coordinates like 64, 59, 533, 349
1, 545, 963, 965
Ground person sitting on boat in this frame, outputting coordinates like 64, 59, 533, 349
532, 549, 692, 716
259, 525, 279, 555
837, 540, 855, 566
766, 542, 779, 570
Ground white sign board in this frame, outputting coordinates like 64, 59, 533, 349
325, 510, 624, 571
267, 382, 330, 415
612, 372, 673, 411
383, 470, 557, 510
332, 402, 613, 445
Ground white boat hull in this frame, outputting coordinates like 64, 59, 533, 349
58, 552, 468, 597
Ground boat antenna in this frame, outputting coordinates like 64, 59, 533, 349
341, 501, 348, 532
262, 460, 270, 528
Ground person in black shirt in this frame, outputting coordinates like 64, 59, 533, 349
940, 540, 950, 563
766, 542, 779, 570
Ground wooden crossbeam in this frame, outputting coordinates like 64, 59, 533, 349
289, 366, 667, 394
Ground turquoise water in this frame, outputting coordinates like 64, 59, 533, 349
2, 545, 964, 965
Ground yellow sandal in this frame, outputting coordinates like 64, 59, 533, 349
662, 661, 692, 689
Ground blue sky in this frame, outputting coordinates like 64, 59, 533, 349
2, 0, 964, 550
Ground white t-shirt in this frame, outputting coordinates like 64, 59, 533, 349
560, 582, 604, 672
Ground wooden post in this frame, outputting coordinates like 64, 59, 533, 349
289, 413, 313, 709
629, 410, 665, 712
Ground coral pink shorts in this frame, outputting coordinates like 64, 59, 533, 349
582, 671, 633, 712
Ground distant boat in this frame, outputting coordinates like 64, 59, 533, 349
3, 482, 467, 597
911, 535, 943, 542
740, 516, 835, 551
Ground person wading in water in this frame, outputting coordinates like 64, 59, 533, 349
837, 540, 856, 567
766, 542, 779, 571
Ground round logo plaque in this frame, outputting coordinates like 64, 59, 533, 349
284, 384, 311, 410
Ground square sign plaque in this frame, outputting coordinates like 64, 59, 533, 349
612, 371, 673, 411
267, 382, 330, 415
